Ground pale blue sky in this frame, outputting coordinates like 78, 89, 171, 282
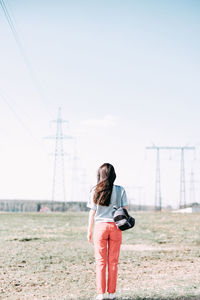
0, 0, 200, 206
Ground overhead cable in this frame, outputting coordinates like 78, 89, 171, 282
0, 92, 50, 158
0, 0, 54, 119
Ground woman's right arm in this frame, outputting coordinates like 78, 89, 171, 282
122, 188, 128, 210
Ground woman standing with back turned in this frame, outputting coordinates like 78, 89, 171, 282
87, 163, 128, 300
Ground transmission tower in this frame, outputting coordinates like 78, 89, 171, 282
146, 146, 162, 210
146, 145, 195, 210
155, 148, 162, 210
71, 138, 80, 202
45, 107, 73, 201
180, 148, 186, 208
189, 169, 196, 204
132, 186, 145, 209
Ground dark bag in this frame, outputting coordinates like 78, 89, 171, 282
113, 187, 135, 231
113, 206, 135, 231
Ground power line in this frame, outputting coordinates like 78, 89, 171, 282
1, 89, 38, 125
0, 92, 50, 157
0, 0, 54, 119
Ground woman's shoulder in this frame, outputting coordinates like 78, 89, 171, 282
113, 185, 125, 192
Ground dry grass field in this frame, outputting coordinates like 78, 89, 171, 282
0, 211, 200, 300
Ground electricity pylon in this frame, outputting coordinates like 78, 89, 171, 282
146, 146, 162, 210
45, 107, 73, 201
146, 145, 195, 210
189, 168, 196, 204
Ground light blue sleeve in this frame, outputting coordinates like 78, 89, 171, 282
87, 188, 97, 211
121, 188, 128, 207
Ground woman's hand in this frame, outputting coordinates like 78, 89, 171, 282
87, 231, 92, 243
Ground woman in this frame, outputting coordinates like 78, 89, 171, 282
87, 163, 128, 300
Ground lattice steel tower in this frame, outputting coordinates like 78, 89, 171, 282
46, 107, 73, 201
146, 145, 195, 209
146, 146, 162, 210
189, 168, 196, 204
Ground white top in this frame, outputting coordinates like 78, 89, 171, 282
87, 185, 128, 223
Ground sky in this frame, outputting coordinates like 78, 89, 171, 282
0, 0, 200, 207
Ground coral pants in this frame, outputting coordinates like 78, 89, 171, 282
94, 222, 122, 294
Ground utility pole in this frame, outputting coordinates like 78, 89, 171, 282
45, 107, 73, 201
146, 145, 195, 210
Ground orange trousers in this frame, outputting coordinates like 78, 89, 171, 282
94, 222, 122, 294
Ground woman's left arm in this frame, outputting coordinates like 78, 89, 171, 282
87, 209, 96, 243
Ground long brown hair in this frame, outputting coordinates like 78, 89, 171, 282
93, 163, 116, 206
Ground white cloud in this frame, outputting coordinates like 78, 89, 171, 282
82, 115, 116, 128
